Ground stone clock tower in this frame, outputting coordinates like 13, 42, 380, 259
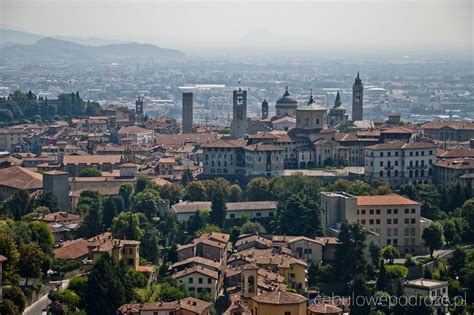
352, 72, 364, 121
231, 87, 248, 139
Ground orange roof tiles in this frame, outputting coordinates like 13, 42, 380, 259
357, 193, 419, 206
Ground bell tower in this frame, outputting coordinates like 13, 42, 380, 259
352, 72, 364, 121
261, 99, 268, 120
231, 86, 248, 139
241, 264, 258, 299
135, 96, 144, 123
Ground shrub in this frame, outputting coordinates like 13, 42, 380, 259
385, 265, 408, 279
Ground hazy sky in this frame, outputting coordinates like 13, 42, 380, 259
1, 0, 472, 56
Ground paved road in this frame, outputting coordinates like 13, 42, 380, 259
23, 279, 70, 315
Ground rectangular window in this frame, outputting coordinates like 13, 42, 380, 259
376, 219, 380, 224
405, 208, 409, 214
361, 219, 366, 225
208, 278, 212, 284
370, 209, 374, 215
411, 208, 416, 214
387, 209, 392, 214
376, 209, 380, 215
411, 218, 416, 224
369, 219, 374, 225
199, 278, 203, 284
394, 219, 398, 224
387, 219, 392, 224
361, 210, 366, 215
189, 278, 193, 284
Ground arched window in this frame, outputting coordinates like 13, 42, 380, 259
248, 275, 255, 293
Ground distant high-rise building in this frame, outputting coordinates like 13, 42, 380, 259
182, 92, 194, 133
135, 96, 144, 122
352, 72, 364, 121
231, 88, 248, 139
261, 99, 269, 119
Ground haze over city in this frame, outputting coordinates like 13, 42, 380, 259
1, 0, 472, 57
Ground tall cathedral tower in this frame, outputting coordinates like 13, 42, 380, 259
231, 87, 248, 139
261, 99, 268, 119
182, 92, 194, 133
135, 96, 144, 123
352, 72, 364, 121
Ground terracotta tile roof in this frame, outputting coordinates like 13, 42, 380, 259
357, 193, 419, 206
252, 290, 306, 305
0, 165, 42, 190
53, 238, 89, 260
367, 141, 435, 150
235, 235, 273, 248
35, 211, 82, 223
245, 143, 284, 152
171, 256, 221, 271
63, 154, 123, 165
201, 138, 247, 148
179, 297, 212, 314
439, 148, 474, 159
380, 126, 413, 134
155, 133, 221, 148
172, 265, 219, 280
308, 303, 343, 314
421, 120, 474, 130
118, 126, 151, 134
435, 158, 474, 169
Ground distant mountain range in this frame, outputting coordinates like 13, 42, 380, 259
0, 28, 185, 63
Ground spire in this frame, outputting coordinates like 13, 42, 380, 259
308, 89, 314, 105
355, 71, 362, 85
335, 91, 342, 107
284, 85, 289, 96
238, 80, 242, 92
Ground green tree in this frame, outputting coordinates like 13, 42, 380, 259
180, 169, 193, 186
102, 197, 118, 229
460, 198, 474, 241
157, 184, 183, 205
34, 191, 59, 211
2, 190, 32, 220
275, 194, 322, 237
334, 222, 367, 281
0, 299, 20, 315
78, 167, 102, 177
377, 260, 387, 291
184, 181, 207, 201
186, 210, 208, 236
132, 189, 160, 218
0, 233, 19, 285
209, 188, 227, 228
30, 221, 54, 254
350, 275, 371, 315
77, 203, 103, 238
111, 211, 144, 241
228, 184, 242, 202
18, 243, 44, 285
240, 221, 266, 234
422, 222, 444, 257
111, 195, 125, 213
382, 245, 400, 264
3, 287, 26, 313
246, 177, 270, 201
135, 176, 152, 193
85, 253, 126, 315
369, 241, 382, 267
141, 228, 160, 263
119, 184, 134, 210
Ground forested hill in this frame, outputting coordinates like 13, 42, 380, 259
0, 90, 103, 125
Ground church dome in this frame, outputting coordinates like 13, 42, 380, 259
299, 102, 327, 111
276, 87, 297, 105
